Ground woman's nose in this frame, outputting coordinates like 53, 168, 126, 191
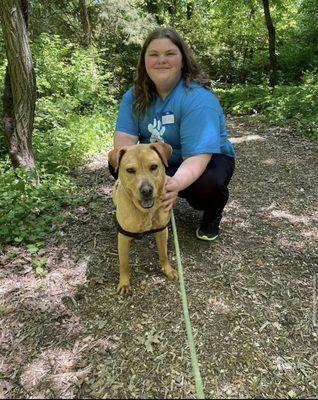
158, 54, 167, 63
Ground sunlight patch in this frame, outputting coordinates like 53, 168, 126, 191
0, 254, 89, 314
84, 152, 108, 172
270, 210, 310, 225
208, 297, 232, 314
301, 228, 318, 240
20, 347, 91, 398
262, 158, 276, 166
230, 134, 265, 144
0, 278, 20, 296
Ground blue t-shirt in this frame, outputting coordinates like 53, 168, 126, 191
115, 79, 236, 165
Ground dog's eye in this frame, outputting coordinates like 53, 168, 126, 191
126, 168, 136, 174
150, 164, 158, 171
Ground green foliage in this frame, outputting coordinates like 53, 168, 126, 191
33, 112, 114, 171
215, 85, 269, 115
277, 0, 318, 82
215, 74, 318, 138
29, 0, 84, 40
265, 84, 318, 138
0, 162, 80, 244
32, 257, 48, 276
95, 1, 157, 96
133, 0, 317, 86
31, 33, 116, 171
32, 33, 115, 111
178, 0, 269, 84
12, 0, 318, 87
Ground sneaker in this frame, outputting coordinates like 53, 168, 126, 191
196, 216, 222, 241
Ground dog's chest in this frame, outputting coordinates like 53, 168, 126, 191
117, 207, 167, 233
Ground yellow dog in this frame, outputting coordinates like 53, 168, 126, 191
108, 142, 178, 294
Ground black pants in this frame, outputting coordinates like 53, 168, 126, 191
108, 154, 235, 221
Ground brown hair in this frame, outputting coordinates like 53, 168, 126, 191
133, 27, 210, 117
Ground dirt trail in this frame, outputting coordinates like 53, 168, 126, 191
1, 116, 318, 399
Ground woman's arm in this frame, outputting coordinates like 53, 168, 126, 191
114, 131, 139, 148
163, 153, 212, 211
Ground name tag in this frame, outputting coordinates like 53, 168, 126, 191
162, 111, 175, 125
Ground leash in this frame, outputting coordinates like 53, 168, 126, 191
170, 210, 205, 399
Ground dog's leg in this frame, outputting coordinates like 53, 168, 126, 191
117, 232, 133, 294
155, 228, 178, 280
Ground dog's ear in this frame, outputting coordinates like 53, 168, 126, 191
108, 147, 128, 172
150, 142, 172, 167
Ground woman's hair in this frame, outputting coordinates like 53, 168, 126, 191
133, 27, 210, 117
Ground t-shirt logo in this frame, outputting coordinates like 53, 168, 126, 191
148, 117, 165, 142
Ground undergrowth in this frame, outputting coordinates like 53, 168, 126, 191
0, 34, 115, 245
215, 70, 318, 139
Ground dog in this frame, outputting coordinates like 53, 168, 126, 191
108, 142, 178, 294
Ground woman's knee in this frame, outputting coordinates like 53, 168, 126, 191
198, 169, 228, 195
181, 170, 229, 210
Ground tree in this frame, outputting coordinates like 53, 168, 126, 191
79, 0, 97, 77
0, 0, 37, 172
261, 0, 277, 87
79, 0, 93, 47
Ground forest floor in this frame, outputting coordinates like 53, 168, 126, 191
1, 115, 318, 399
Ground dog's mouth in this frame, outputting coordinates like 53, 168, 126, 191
140, 198, 154, 209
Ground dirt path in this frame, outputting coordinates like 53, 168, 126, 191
1, 116, 317, 399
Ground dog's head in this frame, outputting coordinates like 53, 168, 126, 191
108, 142, 172, 210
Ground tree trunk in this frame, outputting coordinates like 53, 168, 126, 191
79, 0, 97, 78
240, 5, 256, 83
0, 0, 37, 170
261, 0, 277, 88
79, 0, 92, 47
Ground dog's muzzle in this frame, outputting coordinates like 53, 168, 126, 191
139, 182, 154, 209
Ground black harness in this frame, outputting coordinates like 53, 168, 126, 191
117, 222, 168, 240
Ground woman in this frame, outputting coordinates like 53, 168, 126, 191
109, 27, 236, 241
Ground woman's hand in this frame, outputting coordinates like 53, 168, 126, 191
161, 154, 212, 212
162, 176, 180, 212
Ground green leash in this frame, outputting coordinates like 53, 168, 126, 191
170, 210, 205, 399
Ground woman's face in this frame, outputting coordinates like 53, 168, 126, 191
145, 38, 183, 97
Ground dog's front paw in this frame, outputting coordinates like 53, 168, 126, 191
117, 280, 131, 295
163, 266, 178, 280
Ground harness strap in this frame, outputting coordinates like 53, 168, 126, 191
117, 222, 168, 240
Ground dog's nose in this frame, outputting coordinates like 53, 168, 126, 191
140, 183, 153, 198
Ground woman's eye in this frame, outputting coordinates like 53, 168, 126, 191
126, 168, 135, 174
150, 164, 158, 171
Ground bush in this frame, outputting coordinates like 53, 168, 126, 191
33, 111, 115, 172
215, 81, 318, 138
0, 161, 80, 244
32, 33, 115, 112
214, 84, 268, 114
30, 33, 117, 172
264, 84, 318, 137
